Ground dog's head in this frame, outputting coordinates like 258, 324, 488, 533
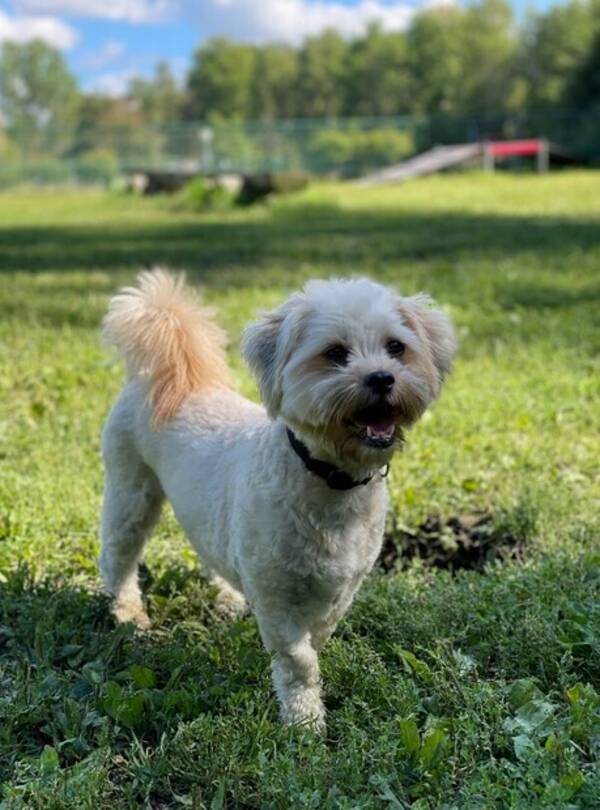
243, 278, 455, 467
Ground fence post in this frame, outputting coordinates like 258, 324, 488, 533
199, 126, 213, 173
482, 142, 494, 173
537, 138, 549, 173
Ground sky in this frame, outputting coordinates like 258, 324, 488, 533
0, 0, 563, 96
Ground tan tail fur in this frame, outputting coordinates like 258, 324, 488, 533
103, 268, 233, 427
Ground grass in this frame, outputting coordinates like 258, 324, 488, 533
0, 172, 598, 808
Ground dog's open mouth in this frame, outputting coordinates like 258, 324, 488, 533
350, 404, 397, 449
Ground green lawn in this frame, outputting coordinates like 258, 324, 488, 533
0, 173, 598, 808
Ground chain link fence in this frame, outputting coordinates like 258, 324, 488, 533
0, 108, 598, 187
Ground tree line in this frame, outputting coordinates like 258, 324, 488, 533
184, 0, 600, 121
0, 0, 599, 171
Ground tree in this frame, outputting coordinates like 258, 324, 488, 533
406, 6, 465, 114
294, 29, 348, 118
249, 45, 297, 119
128, 61, 182, 125
457, 0, 518, 114
406, 0, 517, 116
519, 0, 598, 108
0, 39, 80, 156
185, 38, 256, 119
344, 24, 410, 116
70, 94, 149, 163
568, 28, 600, 107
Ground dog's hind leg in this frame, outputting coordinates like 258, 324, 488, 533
99, 418, 164, 629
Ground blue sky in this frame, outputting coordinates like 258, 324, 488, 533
0, 0, 562, 95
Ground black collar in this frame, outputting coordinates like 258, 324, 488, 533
286, 428, 374, 491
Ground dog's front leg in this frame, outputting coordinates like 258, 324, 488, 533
256, 615, 325, 730
271, 638, 325, 730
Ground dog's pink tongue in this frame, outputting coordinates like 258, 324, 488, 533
365, 418, 395, 440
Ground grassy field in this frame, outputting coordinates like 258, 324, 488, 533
0, 172, 598, 808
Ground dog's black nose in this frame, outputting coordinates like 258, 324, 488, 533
365, 370, 395, 394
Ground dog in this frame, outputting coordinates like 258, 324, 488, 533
99, 269, 455, 728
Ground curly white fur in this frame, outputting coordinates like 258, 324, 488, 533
99, 270, 455, 728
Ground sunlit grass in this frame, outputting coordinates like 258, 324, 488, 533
0, 173, 598, 808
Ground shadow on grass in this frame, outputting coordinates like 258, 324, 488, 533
0, 209, 598, 282
2, 206, 598, 355
0, 566, 267, 777
500, 281, 600, 309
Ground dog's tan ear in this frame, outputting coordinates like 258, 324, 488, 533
399, 294, 456, 382
242, 296, 306, 417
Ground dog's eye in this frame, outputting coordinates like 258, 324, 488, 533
324, 344, 350, 366
386, 339, 405, 357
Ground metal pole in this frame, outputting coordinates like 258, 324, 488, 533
537, 138, 549, 173
483, 143, 494, 173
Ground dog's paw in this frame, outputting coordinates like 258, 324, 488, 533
113, 599, 151, 631
214, 589, 248, 619
281, 691, 326, 733
211, 575, 248, 619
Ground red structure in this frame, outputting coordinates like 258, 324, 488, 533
484, 139, 549, 172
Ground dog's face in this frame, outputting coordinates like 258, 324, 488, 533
243, 279, 455, 467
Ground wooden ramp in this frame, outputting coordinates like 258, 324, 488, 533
356, 143, 482, 185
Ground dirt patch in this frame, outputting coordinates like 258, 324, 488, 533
379, 513, 525, 574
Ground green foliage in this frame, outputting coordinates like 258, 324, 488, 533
0, 158, 73, 188
0, 40, 80, 157
0, 174, 599, 806
569, 29, 600, 107
174, 176, 234, 212
2, 1, 600, 179
185, 38, 257, 120
0, 150, 119, 189
181, 0, 600, 125
206, 116, 263, 171
520, 0, 599, 108
270, 171, 309, 194
308, 127, 414, 175
459, 0, 517, 113
344, 23, 410, 116
406, 4, 470, 114
294, 29, 349, 118
249, 46, 298, 120
128, 61, 182, 126
0, 0, 600, 186
74, 149, 119, 185
0, 130, 18, 159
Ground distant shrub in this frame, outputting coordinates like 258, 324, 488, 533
308, 128, 414, 176
175, 176, 235, 212
27, 159, 73, 184
75, 149, 119, 184
0, 159, 73, 188
270, 171, 309, 194
0, 131, 18, 160
0, 163, 22, 188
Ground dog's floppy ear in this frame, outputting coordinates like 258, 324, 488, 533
399, 293, 456, 382
242, 296, 306, 417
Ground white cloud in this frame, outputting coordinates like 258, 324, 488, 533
86, 68, 136, 96
9, 0, 453, 45
14, 0, 171, 23
0, 8, 77, 48
193, 0, 417, 44
84, 39, 126, 70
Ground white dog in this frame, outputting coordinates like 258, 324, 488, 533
100, 269, 455, 728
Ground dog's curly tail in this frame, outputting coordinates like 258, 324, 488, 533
103, 268, 232, 427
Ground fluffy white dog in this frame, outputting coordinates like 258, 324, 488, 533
100, 269, 455, 728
